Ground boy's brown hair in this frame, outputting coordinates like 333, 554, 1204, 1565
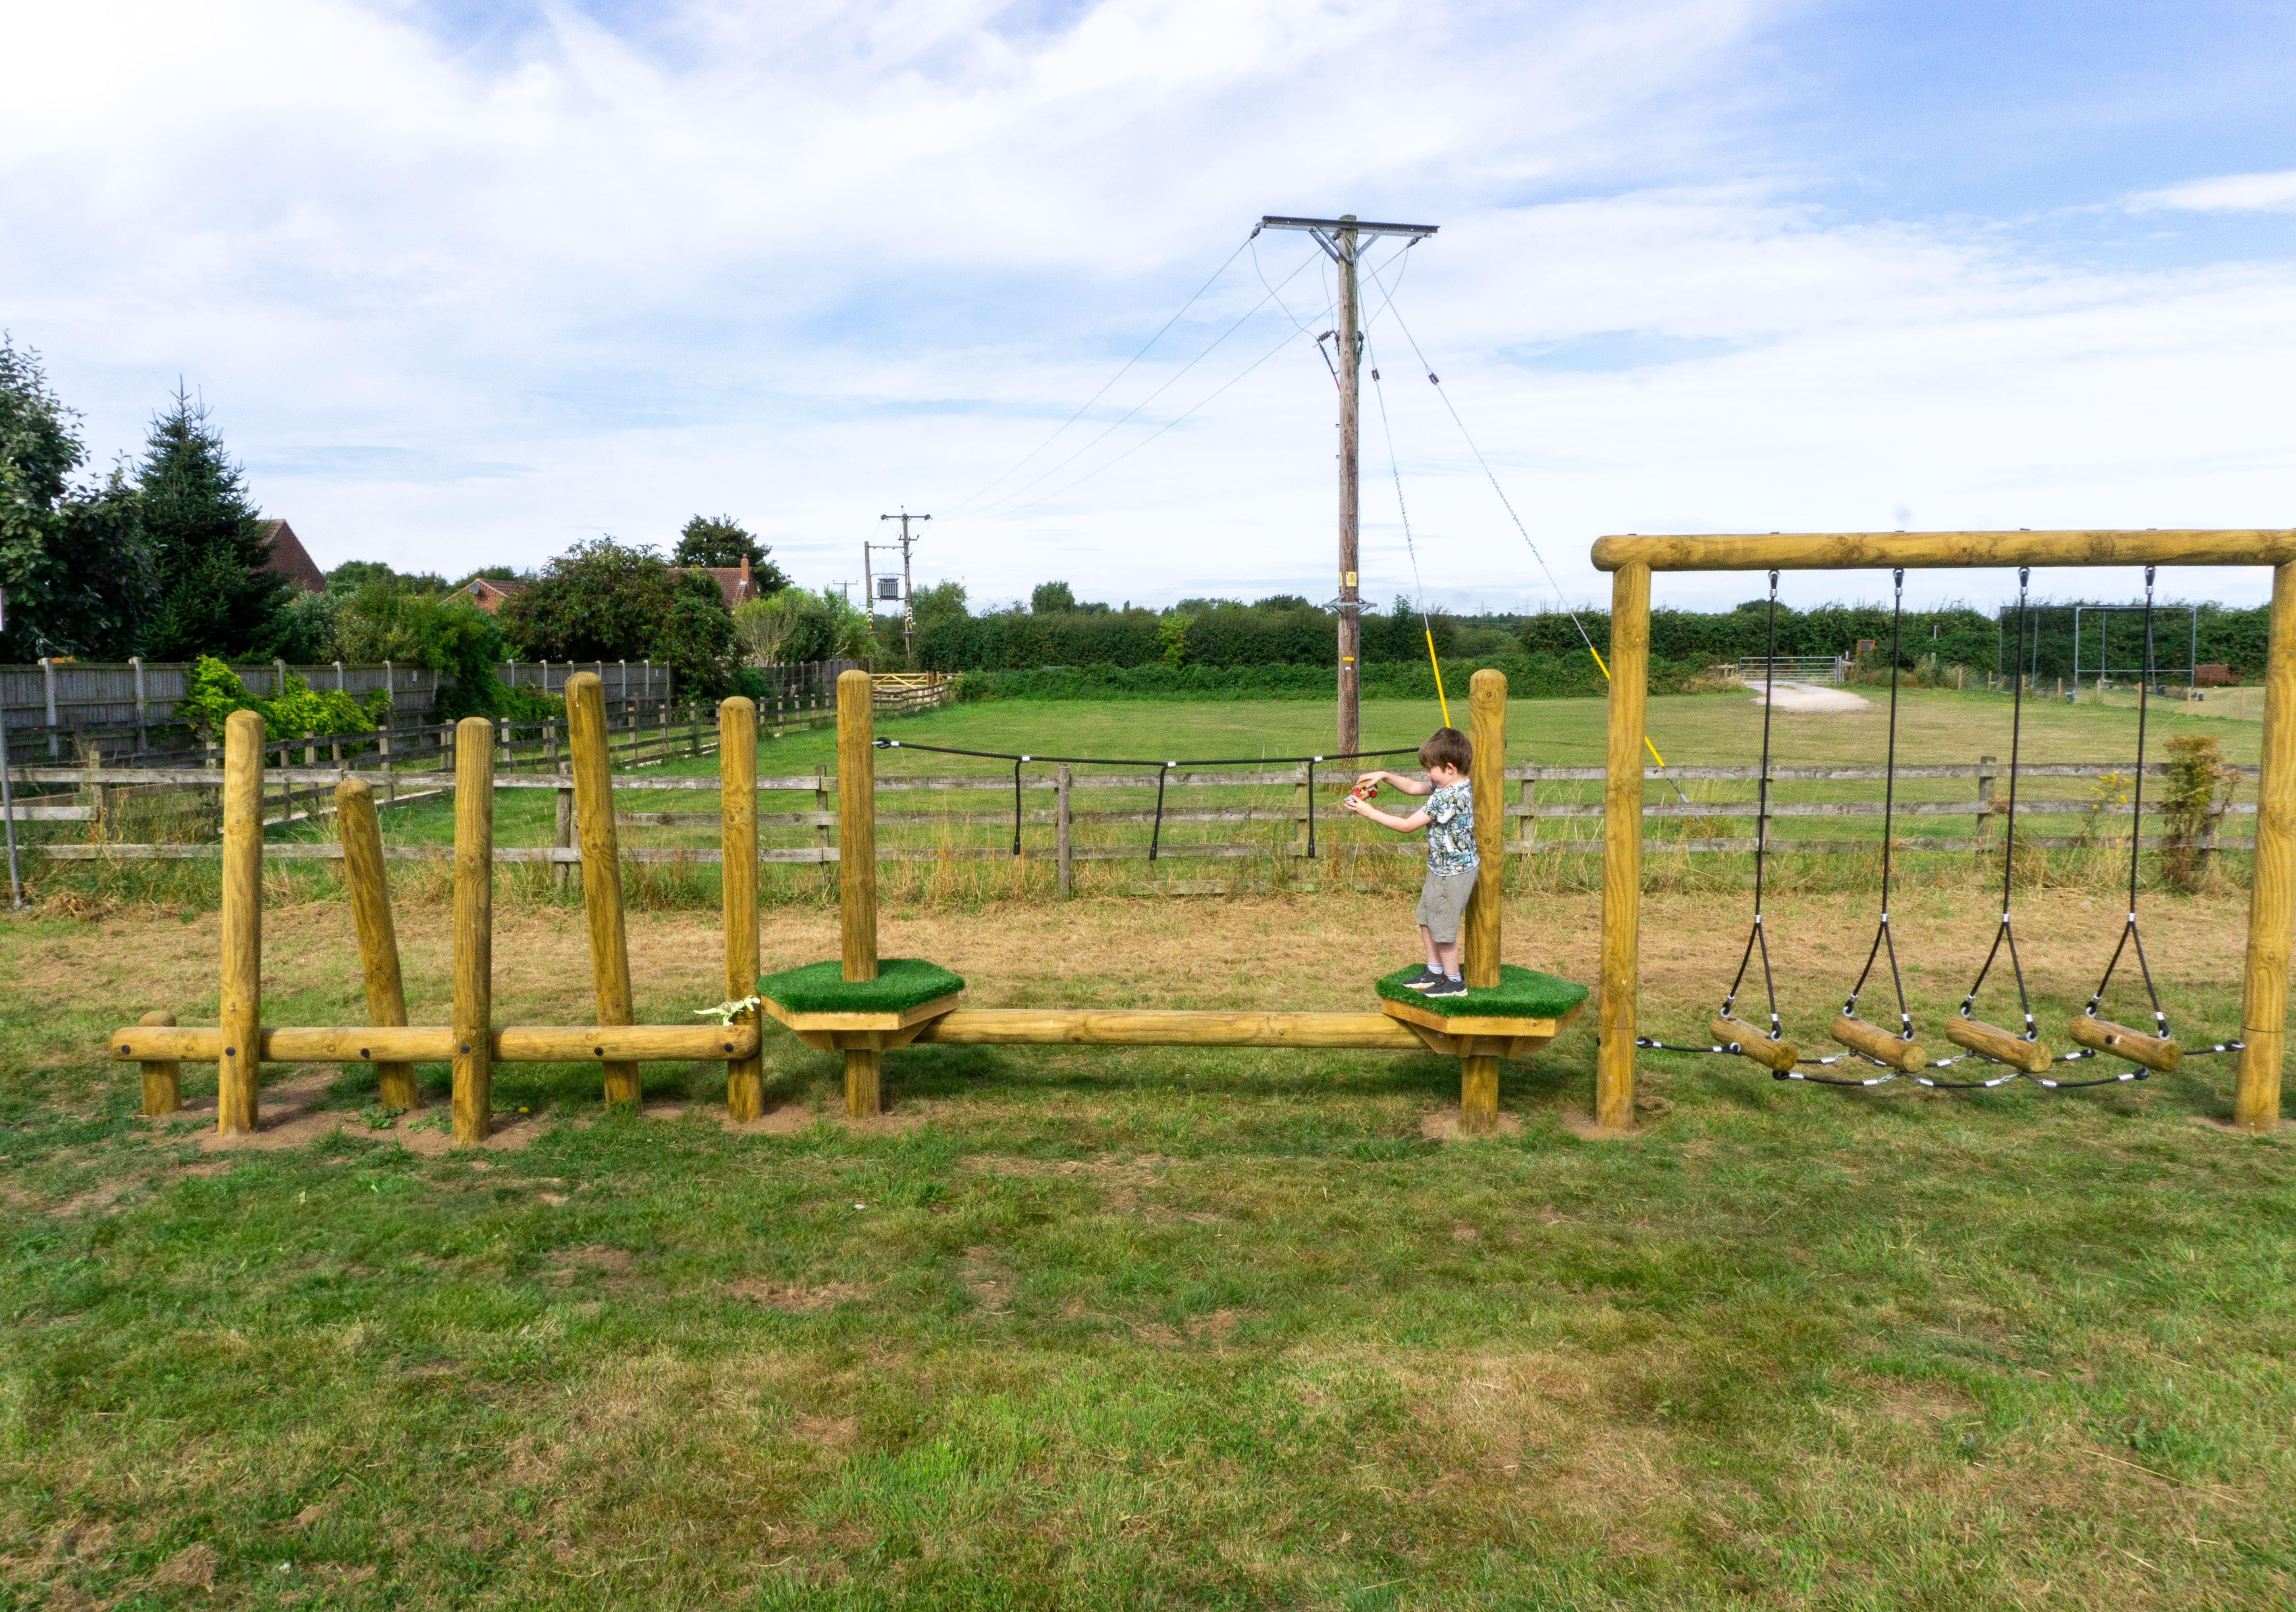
1418, 727, 1471, 773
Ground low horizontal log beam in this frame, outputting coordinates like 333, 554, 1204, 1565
911, 1009, 1427, 1050
109, 1024, 760, 1063
1593, 529, 2296, 572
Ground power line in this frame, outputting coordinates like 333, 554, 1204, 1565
949, 247, 1322, 523
938, 236, 1254, 519
995, 319, 1315, 517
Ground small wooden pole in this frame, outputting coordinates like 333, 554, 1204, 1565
813, 763, 833, 873
1596, 561, 1651, 1133
1460, 668, 1508, 1132
337, 777, 416, 1110
136, 1010, 181, 1116
451, 716, 494, 1143
837, 669, 880, 1117
721, 697, 763, 1121
1974, 754, 1997, 853
567, 672, 638, 1105
1056, 764, 1072, 897
218, 708, 264, 1135
552, 781, 574, 891
2236, 560, 2296, 1132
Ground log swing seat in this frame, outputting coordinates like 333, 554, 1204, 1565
108, 666, 1586, 1143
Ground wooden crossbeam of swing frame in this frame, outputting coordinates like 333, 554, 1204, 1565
1590, 528, 2296, 1135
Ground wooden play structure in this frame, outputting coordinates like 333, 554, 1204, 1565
110, 667, 1581, 1137
1592, 529, 2295, 1136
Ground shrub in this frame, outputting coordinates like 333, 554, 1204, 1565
176, 656, 386, 742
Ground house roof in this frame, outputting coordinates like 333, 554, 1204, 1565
256, 519, 327, 592
677, 557, 760, 610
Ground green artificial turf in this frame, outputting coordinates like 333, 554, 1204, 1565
756, 957, 965, 1014
1375, 961, 1589, 1018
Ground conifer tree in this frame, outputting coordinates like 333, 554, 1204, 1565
138, 385, 289, 661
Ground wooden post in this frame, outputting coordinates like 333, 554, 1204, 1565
2236, 560, 2296, 1132
451, 716, 494, 1144
337, 777, 417, 1111
1974, 754, 1997, 851
1293, 764, 1311, 860
567, 672, 638, 1105
721, 697, 764, 1122
1461, 668, 1508, 1132
1514, 766, 1537, 863
136, 1010, 181, 1116
218, 708, 264, 1135
837, 669, 880, 1116
553, 781, 574, 891
1596, 561, 1650, 1133
1056, 763, 1072, 897
806, 761, 827, 861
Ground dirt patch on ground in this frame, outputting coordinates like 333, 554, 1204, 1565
1750, 682, 1875, 714
728, 1280, 868, 1313
1421, 1107, 1526, 1141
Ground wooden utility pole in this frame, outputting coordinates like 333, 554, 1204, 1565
877, 509, 930, 659
1256, 214, 1438, 754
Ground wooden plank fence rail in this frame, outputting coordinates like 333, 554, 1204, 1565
9, 753, 2259, 868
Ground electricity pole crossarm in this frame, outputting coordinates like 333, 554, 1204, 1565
1257, 214, 1438, 752
877, 509, 931, 659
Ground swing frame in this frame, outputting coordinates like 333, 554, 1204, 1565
1590, 528, 2296, 1135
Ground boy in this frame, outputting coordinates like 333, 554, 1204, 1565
1342, 727, 1477, 996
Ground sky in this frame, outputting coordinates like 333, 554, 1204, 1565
5, 0, 2294, 619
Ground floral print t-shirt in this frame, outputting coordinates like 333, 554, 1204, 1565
1424, 781, 1478, 876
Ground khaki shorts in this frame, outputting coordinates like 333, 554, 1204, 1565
1415, 867, 1479, 943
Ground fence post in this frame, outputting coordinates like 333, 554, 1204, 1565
553, 779, 574, 891
1057, 763, 1072, 897
837, 670, 880, 1117
136, 1010, 181, 1116
218, 709, 264, 1135
814, 763, 833, 870
41, 657, 58, 760
1292, 763, 1311, 860
721, 696, 763, 1121
567, 672, 638, 1106
451, 715, 494, 1144
1975, 754, 1997, 852
131, 657, 147, 755
1515, 764, 1538, 865
338, 777, 417, 1111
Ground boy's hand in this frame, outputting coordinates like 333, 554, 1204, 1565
1353, 770, 1385, 788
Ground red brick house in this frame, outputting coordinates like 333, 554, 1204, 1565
463, 577, 530, 613
257, 519, 327, 592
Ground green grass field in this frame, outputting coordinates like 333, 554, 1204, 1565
2, 878, 2290, 1608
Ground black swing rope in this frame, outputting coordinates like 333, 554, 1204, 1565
871, 740, 1426, 860
1779, 567, 1920, 1086
1909, 568, 2044, 1090
2040, 567, 2243, 1083
1636, 570, 1789, 1059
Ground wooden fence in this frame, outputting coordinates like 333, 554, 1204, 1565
6, 756, 2257, 884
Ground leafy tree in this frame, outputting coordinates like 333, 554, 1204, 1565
673, 514, 789, 593
1031, 581, 1075, 614
498, 535, 739, 696
272, 589, 344, 663
176, 655, 386, 741
328, 559, 451, 594
0, 336, 152, 660
732, 587, 877, 666
139, 386, 290, 661
910, 580, 969, 626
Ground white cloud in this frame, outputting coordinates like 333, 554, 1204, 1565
2129, 170, 2296, 214
2, 0, 2291, 623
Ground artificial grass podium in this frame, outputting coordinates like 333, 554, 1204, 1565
755, 959, 967, 1017
1374, 963, 1590, 1020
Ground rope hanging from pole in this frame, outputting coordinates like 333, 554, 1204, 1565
1785, 568, 1918, 1087
1722, 571, 1787, 1040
